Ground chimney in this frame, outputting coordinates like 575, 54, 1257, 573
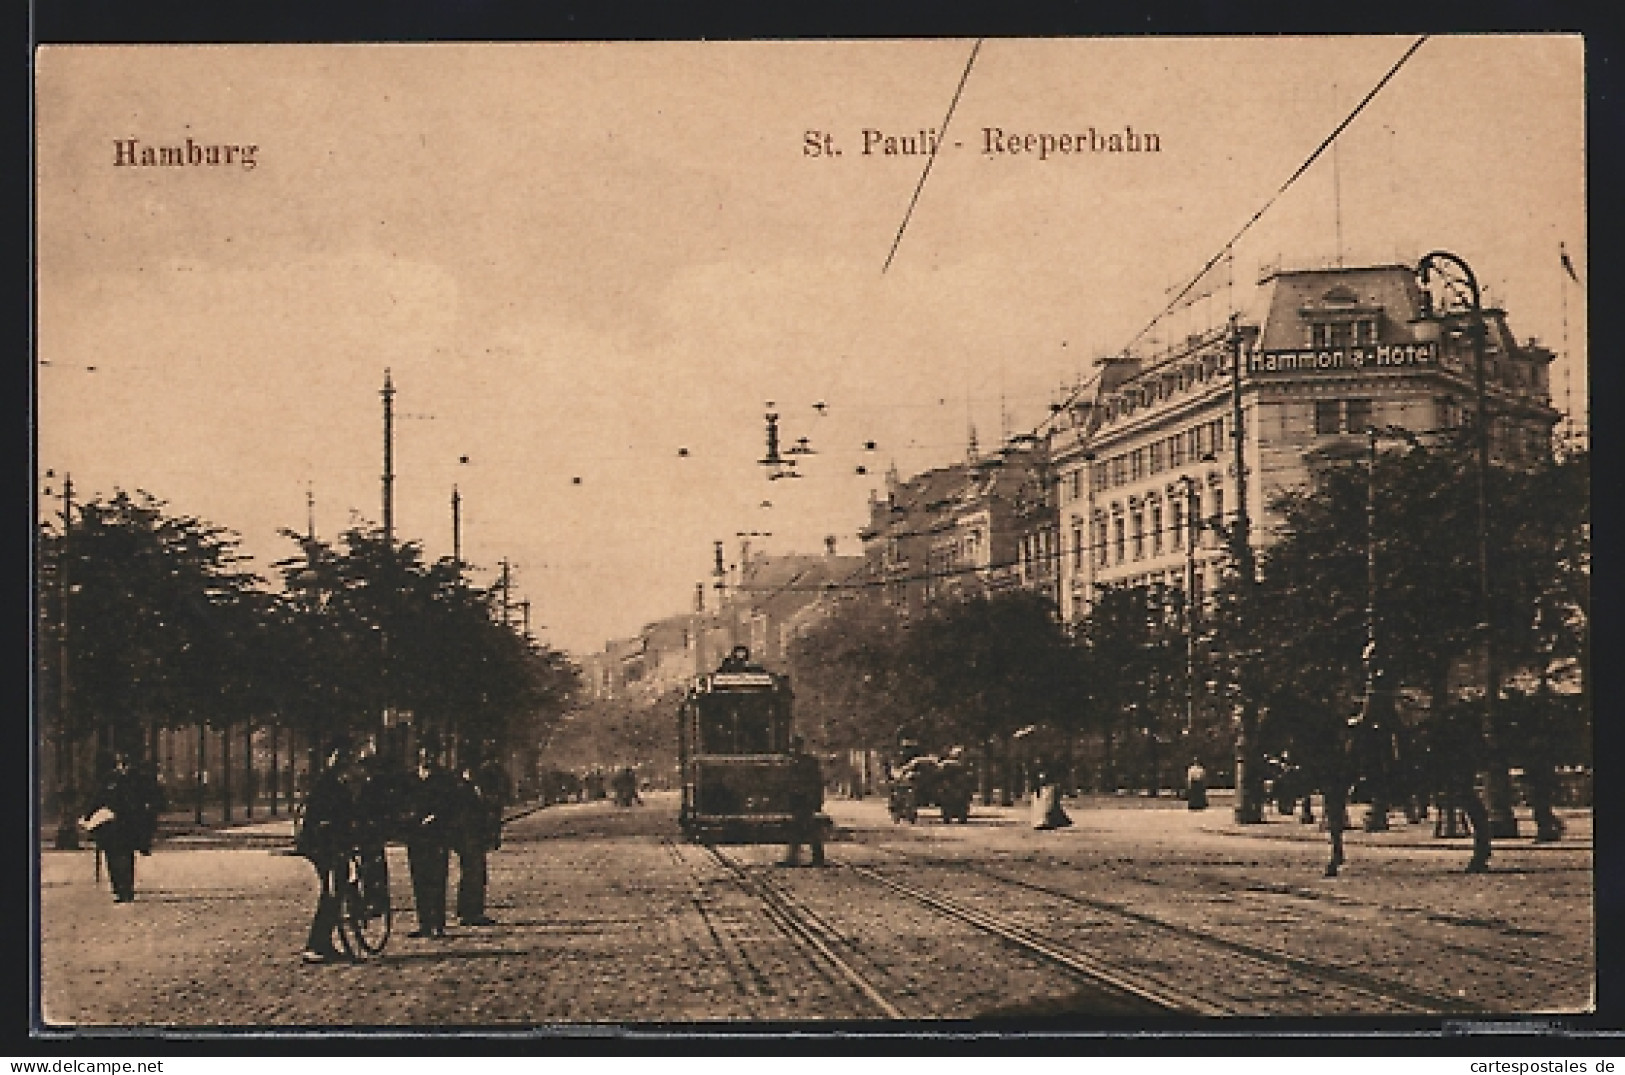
824, 535, 838, 557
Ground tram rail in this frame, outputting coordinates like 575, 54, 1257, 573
856, 849, 1492, 1016
704, 845, 907, 1019
669, 825, 1531, 1018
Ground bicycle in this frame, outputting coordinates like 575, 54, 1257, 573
335, 842, 393, 958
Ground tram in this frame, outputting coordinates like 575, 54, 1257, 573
678, 645, 830, 844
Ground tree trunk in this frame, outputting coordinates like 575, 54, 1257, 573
998, 734, 1014, 807
243, 721, 255, 820
220, 721, 233, 824
194, 718, 206, 825
269, 723, 280, 817
1103, 723, 1116, 794
978, 736, 993, 806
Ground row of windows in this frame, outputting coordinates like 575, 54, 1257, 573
1018, 529, 1057, 580
1083, 484, 1224, 568
1100, 352, 1227, 424
1308, 319, 1379, 349
1314, 398, 1373, 436
1089, 417, 1227, 493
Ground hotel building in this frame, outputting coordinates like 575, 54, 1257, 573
1049, 262, 1561, 622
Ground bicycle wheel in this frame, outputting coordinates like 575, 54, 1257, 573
339, 848, 392, 957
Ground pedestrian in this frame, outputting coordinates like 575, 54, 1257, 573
1031, 760, 1073, 830
782, 736, 825, 866
295, 740, 357, 964
455, 749, 507, 927
1186, 758, 1209, 811
81, 750, 164, 903
406, 743, 458, 938
937, 747, 973, 824
352, 743, 408, 915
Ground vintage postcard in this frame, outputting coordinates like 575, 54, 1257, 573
34, 36, 1591, 1033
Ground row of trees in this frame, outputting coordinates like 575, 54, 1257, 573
37, 490, 579, 826
787, 435, 1589, 812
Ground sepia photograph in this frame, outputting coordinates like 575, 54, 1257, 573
32, 34, 1592, 1032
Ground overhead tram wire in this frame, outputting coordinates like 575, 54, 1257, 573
1033, 34, 1429, 441
882, 38, 983, 276
1119, 35, 1427, 357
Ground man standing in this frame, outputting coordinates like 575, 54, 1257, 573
81, 751, 163, 903
782, 736, 825, 867
455, 748, 507, 927
296, 740, 356, 964
937, 747, 973, 824
406, 743, 458, 938
1186, 757, 1209, 811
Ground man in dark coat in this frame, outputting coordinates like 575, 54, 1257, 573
782, 737, 825, 867
406, 746, 459, 938
296, 741, 356, 963
455, 750, 508, 927
82, 751, 164, 903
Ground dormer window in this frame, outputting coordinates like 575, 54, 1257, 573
1310, 322, 1354, 348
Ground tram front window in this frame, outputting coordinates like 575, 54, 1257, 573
699, 694, 779, 754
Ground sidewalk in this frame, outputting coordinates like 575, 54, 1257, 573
1190, 792, 1593, 851
39, 799, 554, 852
826, 789, 1593, 853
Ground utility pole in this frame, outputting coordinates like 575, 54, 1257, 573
1228, 314, 1265, 824
1467, 298, 1516, 838
451, 485, 462, 570
519, 598, 532, 643
500, 558, 512, 629
381, 369, 396, 546
1177, 475, 1200, 738
1361, 426, 1389, 832
52, 474, 79, 850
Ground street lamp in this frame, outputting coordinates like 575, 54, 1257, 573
1216, 313, 1266, 824
1174, 474, 1202, 739
1357, 424, 1419, 832
1415, 250, 1518, 838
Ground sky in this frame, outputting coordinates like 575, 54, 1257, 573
35, 36, 1587, 656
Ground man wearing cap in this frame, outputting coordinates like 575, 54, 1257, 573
297, 740, 357, 963
455, 747, 508, 927
406, 743, 459, 938
81, 750, 164, 904
782, 736, 825, 867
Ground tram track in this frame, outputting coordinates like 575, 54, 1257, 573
843, 863, 1219, 1014
855, 847, 1494, 1015
701, 845, 907, 1019
1187, 869, 1592, 979
670, 833, 1549, 1018
699, 844, 1198, 1018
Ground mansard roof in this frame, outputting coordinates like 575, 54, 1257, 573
1256, 264, 1430, 349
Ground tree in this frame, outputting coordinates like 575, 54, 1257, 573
902, 589, 1078, 804
271, 527, 579, 775
787, 595, 918, 755
39, 490, 260, 761
1210, 431, 1588, 835
1078, 584, 1185, 794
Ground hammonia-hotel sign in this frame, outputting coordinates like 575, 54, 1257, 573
1246, 341, 1438, 376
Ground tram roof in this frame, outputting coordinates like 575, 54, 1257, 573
697, 671, 781, 691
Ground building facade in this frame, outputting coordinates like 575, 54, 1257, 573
1051, 263, 1561, 620
858, 436, 1059, 616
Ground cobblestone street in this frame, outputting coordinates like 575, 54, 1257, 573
37, 792, 1594, 1029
